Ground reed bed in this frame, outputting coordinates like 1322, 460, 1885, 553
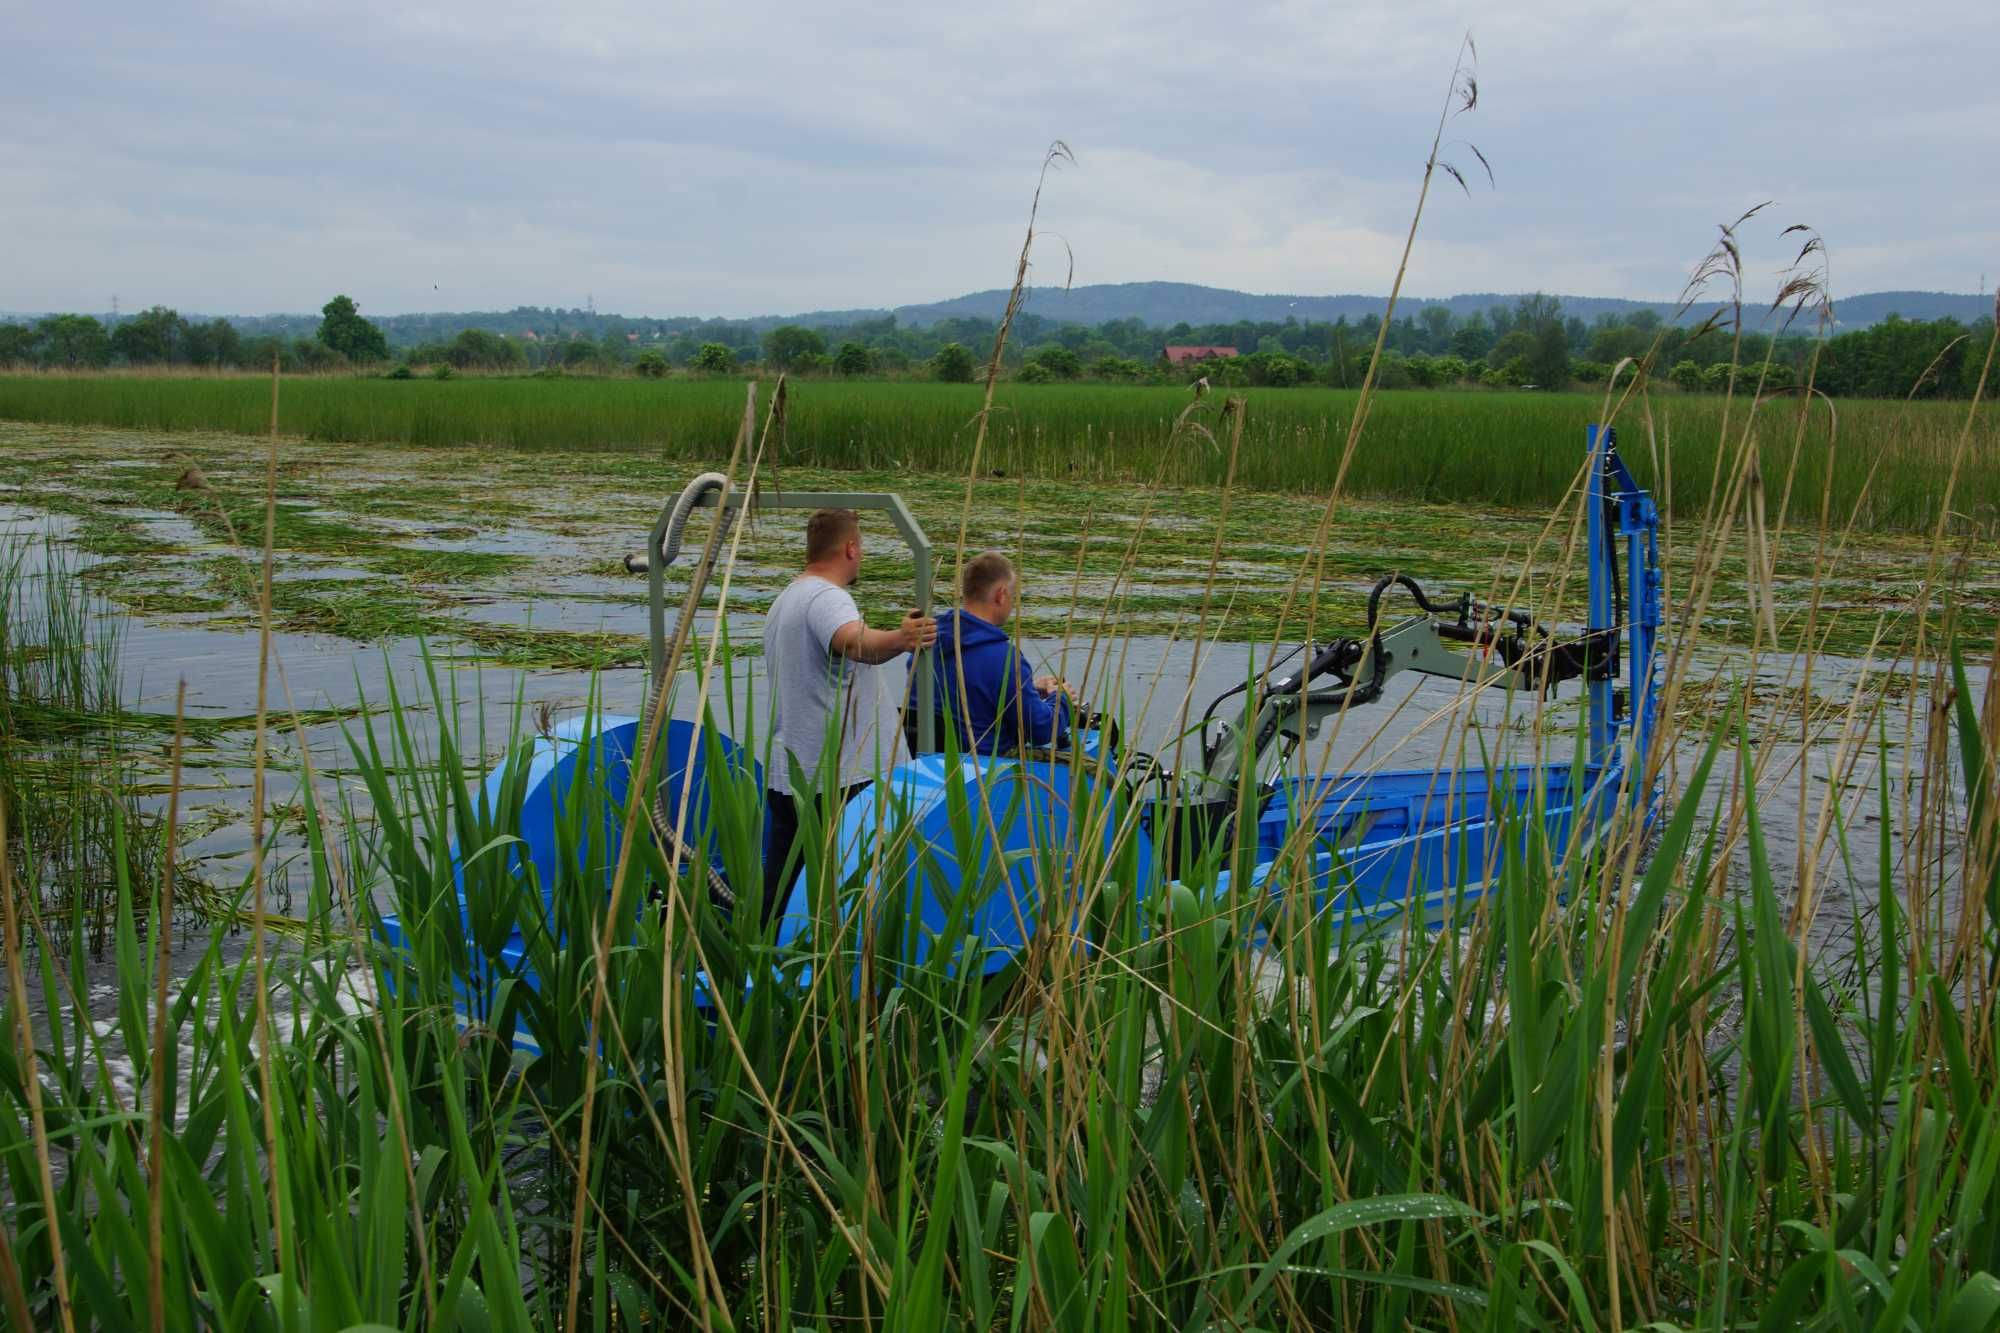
0, 537, 180, 954
0, 372, 1996, 1327
0, 572, 1995, 1329
0, 374, 1993, 536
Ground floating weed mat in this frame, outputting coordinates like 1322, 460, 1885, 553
4, 421, 1993, 664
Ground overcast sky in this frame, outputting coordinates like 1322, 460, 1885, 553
4, 0, 1994, 319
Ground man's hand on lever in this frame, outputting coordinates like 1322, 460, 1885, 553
901, 609, 938, 653
1034, 674, 1080, 704
832, 609, 937, 666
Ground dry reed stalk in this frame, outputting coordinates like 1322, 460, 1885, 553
952, 140, 1073, 575
1238, 38, 1488, 903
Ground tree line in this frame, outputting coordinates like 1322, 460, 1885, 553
3, 293, 1991, 398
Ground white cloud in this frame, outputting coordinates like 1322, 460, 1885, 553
2, 0, 1993, 316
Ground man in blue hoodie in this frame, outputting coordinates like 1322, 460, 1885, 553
909, 551, 1074, 755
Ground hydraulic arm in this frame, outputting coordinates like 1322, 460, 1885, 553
1187, 577, 1615, 802
1188, 424, 1660, 809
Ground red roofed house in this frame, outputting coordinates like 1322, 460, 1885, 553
1163, 345, 1239, 365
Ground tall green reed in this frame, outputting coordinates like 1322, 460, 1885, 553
0, 374, 1990, 537
1, 605, 1995, 1328
0, 534, 174, 952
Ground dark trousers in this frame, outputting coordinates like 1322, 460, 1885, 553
762, 783, 869, 927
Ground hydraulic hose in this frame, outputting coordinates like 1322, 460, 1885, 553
624, 470, 735, 574
1365, 573, 1460, 631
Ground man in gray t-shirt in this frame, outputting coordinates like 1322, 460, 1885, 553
760, 507, 935, 923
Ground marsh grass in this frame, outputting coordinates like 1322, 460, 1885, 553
0, 536, 188, 953
1, 376, 1993, 539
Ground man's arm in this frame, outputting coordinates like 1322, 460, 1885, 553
830, 610, 935, 666
1008, 650, 1070, 746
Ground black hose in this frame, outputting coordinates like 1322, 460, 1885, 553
1198, 642, 1305, 769
1365, 573, 1459, 631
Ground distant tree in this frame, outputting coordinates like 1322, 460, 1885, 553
448, 328, 523, 370
1743, 360, 1793, 390
317, 295, 389, 363
634, 348, 669, 378
1090, 355, 1143, 381
563, 337, 604, 369
1401, 354, 1443, 388
1527, 320, 1570, 389
0, 323, 36, 367
1030, 345, 1082, 379
35, 314, 110, 368
1964, 323, 1997, 398
1587, 324, 1651, 365
292, 336, 343, 371
110, 305, 189, 364
1246, 351, 1310, 387
1571, 360, 1610, 384
1449, 314, 1493, 361
1489, 330, 1534, 367
930, 342, 976, 383
238, 334, 287, 371
1372, 353, 1414, 390
1015, 361, 1052, 384
184, 318, 241, 368
762, 324, 827, 370
1702, 363, 1736, 393
1669, 360, 1705, 391
692, 342, 736, 374
833, 341, 873, 376
1417, 304, 1454, 349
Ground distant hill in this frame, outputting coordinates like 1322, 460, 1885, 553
5, 286, 1989, 340
781, 282, 1993, 331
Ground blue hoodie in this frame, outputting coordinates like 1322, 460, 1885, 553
908, 609, 1070, 755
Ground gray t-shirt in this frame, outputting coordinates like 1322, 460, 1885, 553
762, 575, 900, 795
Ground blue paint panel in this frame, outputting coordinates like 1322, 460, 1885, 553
771, 744, 1156, 977
378, 713, 758, 994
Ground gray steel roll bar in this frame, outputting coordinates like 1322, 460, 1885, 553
641, 486, 938, 754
